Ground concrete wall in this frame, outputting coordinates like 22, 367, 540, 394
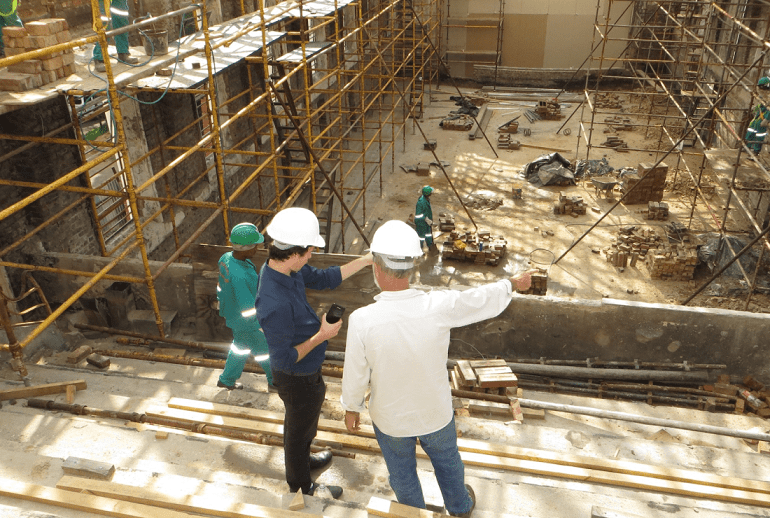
444, 0, 633, 80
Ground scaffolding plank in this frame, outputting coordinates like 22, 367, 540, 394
0, 380, 86, 401
276, 42, 333, 63
0, 477, 200, 518
367, 497, 443, 518
56, 476, 324, 518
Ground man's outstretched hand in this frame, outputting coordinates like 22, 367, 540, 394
511, 268, 539, 292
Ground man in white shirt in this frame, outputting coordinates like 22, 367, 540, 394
340, 220, 534, 517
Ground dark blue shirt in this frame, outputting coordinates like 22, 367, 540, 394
256, 262, 342, 375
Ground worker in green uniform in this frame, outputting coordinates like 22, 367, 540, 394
93, 0, 139, 72
745, 76, 770, 154
0, 0, 23, 58
414, 185, 437, 253
217, 223, 273, 390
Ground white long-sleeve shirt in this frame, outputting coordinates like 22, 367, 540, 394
340, 280, 513, 437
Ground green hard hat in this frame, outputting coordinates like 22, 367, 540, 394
422, 185, 434, 196
759, 76, 770, 88
230, 223, 264, 248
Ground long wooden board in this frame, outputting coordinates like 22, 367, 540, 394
367, 496, 443, 518
168, 397, 378, 438
146, 405, 381, 452
56, 476, 325, 518
0, 379, 86, 401
0, 477, 200, 518
166, 398, 770, 496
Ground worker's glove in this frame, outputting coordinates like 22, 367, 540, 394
425, 217, 433, 225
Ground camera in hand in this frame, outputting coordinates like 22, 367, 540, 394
326, 303, 346, 324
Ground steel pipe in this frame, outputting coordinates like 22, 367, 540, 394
505, 362, 711, 383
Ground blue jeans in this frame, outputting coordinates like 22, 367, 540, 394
373, 417, 473, 515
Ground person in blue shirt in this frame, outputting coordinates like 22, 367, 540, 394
216, 223, 272, 390
255, 207, 372, 499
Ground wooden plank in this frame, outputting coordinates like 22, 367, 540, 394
56, 476, 323, 518
0, 477, 201, 518
146, 405, 381, 452
458, 451, 770, 507
367, 496, 443, 518
468, 400, 545, 419
468, 359, 507, 369
477, 373, 518, 388
455, 360, 476, 385
457, 438, 770, 496
167, 397, 378, 438
0, 380, 86, 401
474, 367, 512, 376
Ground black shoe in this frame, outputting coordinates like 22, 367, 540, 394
309, 450, 333, 471
305, 482, 342, 499
449, 484, 475, 517
217, 380, 243, 390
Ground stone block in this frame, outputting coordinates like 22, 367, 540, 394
67, 345, 92, 364
29, 35, 58, 48
61, 457, 115, 479
25, 21, 55, 36
0, 71, 36, 92
86, 353, 110, 369
2, 26, 28, 39
61, 52, 75, 66
56, 30, 72, 44
41, 56, 63, 71
8, 60, 43, 75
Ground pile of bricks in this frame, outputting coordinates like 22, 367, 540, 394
554, 192, 586, 216
604, 115, 633, 131
602, 135, 628, 151
646, 242, 698, 280
497, 134, 520, 149
605, 225, 662, 269
441, 229, 506, 266
438, 212, 455, 232
703, 374, 770, 420
441, 115, 473, 131
0, 19, 75, 92
517, 267, 548, 295
645, 201, 669, 220
621, 162, 669, 204
535, 99, 562, 120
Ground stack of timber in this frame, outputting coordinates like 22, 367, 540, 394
451, 359, 518, 395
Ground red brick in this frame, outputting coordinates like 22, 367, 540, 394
0, 71, 36, 92
8, 60, 43, 75
4, 47, 27, 56
30, 35, 58, 48
1, 26, 28, 38
41, 56, 63, 71
25, 21, 54, 36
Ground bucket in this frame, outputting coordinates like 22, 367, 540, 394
143, 29, 169, 56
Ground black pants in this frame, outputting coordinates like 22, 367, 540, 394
273, 369, 326, 493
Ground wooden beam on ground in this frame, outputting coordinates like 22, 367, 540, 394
168, 397, 379, 438
0, 380, 86, 401
467, 400, 545, 419
0, 477, 201, 518
367, 496, 443, 518
56, 476, 324, 518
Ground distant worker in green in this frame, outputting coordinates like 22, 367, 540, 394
414, 185, 437, 253
93, 0, 139, 72
745, 76, 770, 154
217, 222, 273, 390
0, 0, 23, 58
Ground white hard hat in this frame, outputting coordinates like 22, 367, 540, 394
370, 220, 423, 268
265, 207, 326, 248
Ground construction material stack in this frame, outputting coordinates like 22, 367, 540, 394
452, 359, 518, 395
0, 19, 75, 92
620, 162, 669, 204
441, 229, 506, 266
516, 268, 548, 295
554, 192, 586, 216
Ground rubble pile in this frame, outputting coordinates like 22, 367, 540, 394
703, 374, 770, 419
438, 213, 455, 232
605, 225, 663, 269
535, 99, 562, 120
441, 229, 506, 266
647, 242, 699, 281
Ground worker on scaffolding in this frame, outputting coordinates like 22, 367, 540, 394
216, 223, 273, 391
745, 76, 770, 155
93, 0, 139, 72
0, 0, 23, 58
414, 185, 437, 254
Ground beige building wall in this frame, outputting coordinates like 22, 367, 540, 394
443, 0, 633, 77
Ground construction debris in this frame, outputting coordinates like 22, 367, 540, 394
423, 140, 437, 150
441, 229, 506, 266
463, 193, 504, 211
497, 134, 520, 149
534, 99, 563, 120
399, 163, 430, 176
440, 114, 474, 131
512, 182, 523, 199
498, 117, 520, 133
605, 225, 661, 269
604, 115, 633, 131
554, 192, 587, 216
438, 213, 456, 232
602, 135, 629, 151
61, 456, 115, 480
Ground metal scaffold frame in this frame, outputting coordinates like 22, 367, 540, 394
0, 0, 442, 383
561, 0, 770, 309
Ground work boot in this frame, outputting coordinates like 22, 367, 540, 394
305, 482, 343, 500
118, 52, 140, 65
217, 379, 243, 390
428, 243, 439, 255
449, 484, 476, 517
94, 59, 106, 73
309, 450, 333, 471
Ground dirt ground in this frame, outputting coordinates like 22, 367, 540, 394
358, 84, 770, 314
